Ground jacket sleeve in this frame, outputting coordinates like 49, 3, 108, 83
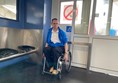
46, 29, 51, 44
62, 31, 68, 44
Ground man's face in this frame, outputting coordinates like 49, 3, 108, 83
52, 20, 59, 29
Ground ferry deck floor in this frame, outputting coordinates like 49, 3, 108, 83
0, 61, 118, 83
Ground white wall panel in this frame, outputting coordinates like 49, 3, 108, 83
72, 37, 89, 68
91, 38, 118, 76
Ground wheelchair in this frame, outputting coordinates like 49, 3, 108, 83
42, 51, 72, 79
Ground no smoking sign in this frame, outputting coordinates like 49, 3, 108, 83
60, 1, 82, 24
64, 5, 78, 20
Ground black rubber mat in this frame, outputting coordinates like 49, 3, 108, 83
18, 45, 35, 52
0, 48, 18, 58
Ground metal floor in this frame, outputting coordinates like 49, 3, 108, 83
0, 61, 118, 83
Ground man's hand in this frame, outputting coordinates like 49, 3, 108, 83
63, 52, 68, 62
45, 43, 48, 47
64, 43, 68, 62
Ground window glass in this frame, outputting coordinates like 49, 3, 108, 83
110, 0, 118, 36
94, 0, 109, 35
0, 0, 16, 20
75, 0, 91, 35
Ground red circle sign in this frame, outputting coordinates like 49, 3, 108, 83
64, 5, 78, 20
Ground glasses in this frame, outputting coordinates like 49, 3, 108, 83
52, 23, 58, 25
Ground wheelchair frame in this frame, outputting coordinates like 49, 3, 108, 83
42, 51, 72, 79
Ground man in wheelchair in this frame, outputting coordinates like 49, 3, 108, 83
43, 18, 69, 75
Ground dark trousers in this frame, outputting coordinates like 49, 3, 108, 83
43, 46, 64, 69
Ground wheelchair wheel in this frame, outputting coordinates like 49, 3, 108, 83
58, 72, 61, 80
57, 56, 62, 72
42, 57, 50, 73
65, 52, 72, 72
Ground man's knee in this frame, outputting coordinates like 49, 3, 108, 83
52, 47, 59, 52
52, 47, 64, 53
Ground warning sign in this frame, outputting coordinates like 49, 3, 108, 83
64, 5, 78, 20
60, 1, 82, 24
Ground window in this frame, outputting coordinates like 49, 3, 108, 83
60, 0, 86, 35
110, 0, 118, 36
74, 0, 83, 34
94, 0, 109, 35
0, 0, 16, 20
59, 0, 118, 36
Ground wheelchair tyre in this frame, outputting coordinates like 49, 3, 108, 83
57, 56, 62, 72
58, 72, 61, 80
65, 52, 72, 72
42, 57, 49, 73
